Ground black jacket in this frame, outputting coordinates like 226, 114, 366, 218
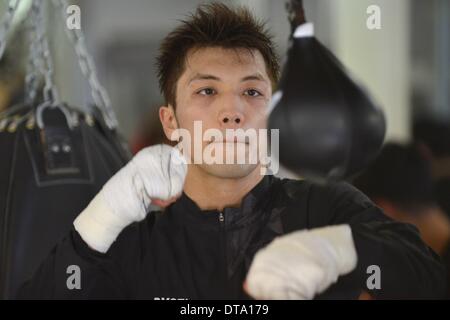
17, 175, 447, 299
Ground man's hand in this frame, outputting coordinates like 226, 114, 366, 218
244, 225, 358, 300
74, 144, 187, 253
151, 196, 180, 208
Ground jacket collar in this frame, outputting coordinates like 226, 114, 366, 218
172, 175, 276, 228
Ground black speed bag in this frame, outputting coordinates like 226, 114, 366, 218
269, 35, 386, 183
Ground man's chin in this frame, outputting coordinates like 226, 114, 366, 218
198, 163, 260, 179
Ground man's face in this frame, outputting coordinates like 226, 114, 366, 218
161, 46, 272, 179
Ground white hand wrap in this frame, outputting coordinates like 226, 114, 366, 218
74, 144, 187, 253
245, 224, 358, 300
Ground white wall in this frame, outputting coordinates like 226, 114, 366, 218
234, 0, 412, 143
327, 0, 412, 142
52, 0, 412, 143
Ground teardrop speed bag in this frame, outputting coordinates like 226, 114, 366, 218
268, 3, 386, 182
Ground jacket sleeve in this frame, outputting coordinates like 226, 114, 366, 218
15, 216, 153, 299
307, 181, 447, 299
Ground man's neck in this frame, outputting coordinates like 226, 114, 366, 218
183, 165, 264, 211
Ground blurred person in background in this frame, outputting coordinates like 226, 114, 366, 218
0, 51, 24, 113
0, 27, 25, 113
413, 119, 450, 219
354, 143, 450, 298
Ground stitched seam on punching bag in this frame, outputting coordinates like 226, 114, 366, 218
88, 123, 124, 176
305, 182, 313, 228
1, 129, 20, 298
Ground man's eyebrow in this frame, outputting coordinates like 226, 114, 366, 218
240, 73, 267, 82
188, 73, 268, 84
188, 73, 221, 84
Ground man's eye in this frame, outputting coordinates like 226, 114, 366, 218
197, 88, 216, 96
245, 89, 262, 97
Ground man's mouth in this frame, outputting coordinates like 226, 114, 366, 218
209, 136, 250, 144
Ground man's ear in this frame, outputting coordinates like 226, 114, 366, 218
159, 104, 179, 142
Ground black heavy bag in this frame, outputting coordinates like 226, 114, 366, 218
0, 104, 130, 299
268, 0, 385, 182
0, 0, 131, 298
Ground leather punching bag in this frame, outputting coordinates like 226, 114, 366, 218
0, 0, 130, 298
268, 0, 386, 182
0, 104, 130, 299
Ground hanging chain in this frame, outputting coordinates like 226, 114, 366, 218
24, 1, 43, 106
31, 0, 60, 106
1, 0, 118, 130
52, 0, 118, 130
286, 0, 306, 35
0, 0, 21, 60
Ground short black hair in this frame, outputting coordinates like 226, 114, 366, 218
0, 26, 26, 85
155, 2, 280, 108
413, 118, 450, 157
353, 143, 435, 213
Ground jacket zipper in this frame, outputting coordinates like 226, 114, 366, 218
218, 212, 228, 297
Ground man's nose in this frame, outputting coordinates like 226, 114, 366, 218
219, 112, 245, 128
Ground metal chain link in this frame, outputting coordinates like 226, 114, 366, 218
0, 0, 21, 60
52, 0, 118, 130
1, 0, 118, 130
24, 1, 44, 106
32, 0, 60, 106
